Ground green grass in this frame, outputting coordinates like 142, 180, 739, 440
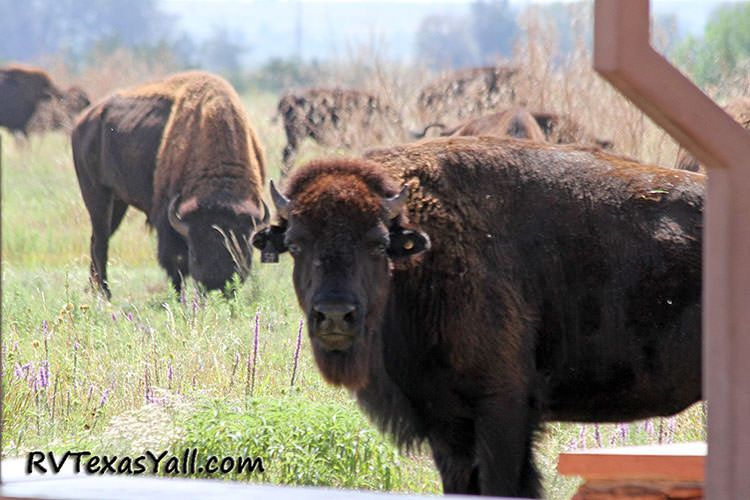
1, 91, 705, 499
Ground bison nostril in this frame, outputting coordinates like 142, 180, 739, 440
313, 311, 326, 324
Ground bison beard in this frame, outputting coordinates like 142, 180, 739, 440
255, 137, 703, 498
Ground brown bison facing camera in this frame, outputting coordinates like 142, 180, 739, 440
72, 71, 267, 298
0, 64, 90, 136
675, 96, 750, 172
412, 107, 547, 142
253, 136, 703, 497
278, 88, 402, 174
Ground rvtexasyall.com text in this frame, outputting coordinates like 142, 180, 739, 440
26, 449, 265, 476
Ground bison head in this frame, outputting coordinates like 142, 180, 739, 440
252, 162, 430, 389
168, 195, 269, 292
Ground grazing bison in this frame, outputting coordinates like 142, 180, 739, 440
29, 84, 91, 133
0, 64, 90, 136
278, 88, 402, 174
72, 71, 267, 298
253, 136, 703, 497
416, 66, 518, 124
412, 107, 547, 142
531, 110, 613, 149
675, 96, 750, 172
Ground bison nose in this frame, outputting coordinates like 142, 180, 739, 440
310, 301, 360, 349
312, 301, 358, 330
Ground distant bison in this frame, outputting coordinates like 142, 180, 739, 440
0, 64, 89, 136
29, 85, 91, 133
675, 96, 750, 172
72, 71, 267, 298
416, 66, 518, 124
412, 107, 547, 142
531, 110, 613, 149
278, 88, 402, 173
254, 137, 703, 497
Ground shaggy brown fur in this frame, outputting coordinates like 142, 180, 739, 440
0, 64, 64, 135
416, 66, 519, 124
675, 96, 750, 172
72, 71, 266, 297
258, 136, 703, 497
151, 72, 266, 219
414, 107, 547, 142
278, 88, 401, 173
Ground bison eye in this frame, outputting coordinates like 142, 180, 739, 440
288, 243, 303, 256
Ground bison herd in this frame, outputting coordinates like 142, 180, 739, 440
4, 62, 746, 498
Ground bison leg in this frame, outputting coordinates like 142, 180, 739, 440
156, 228, 188, 294
428, 434, 480, 495
474, 401, 541, 498
82, 189, 115, 299
109, 199, 129, 235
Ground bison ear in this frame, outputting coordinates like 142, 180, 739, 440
388, 227, 430, 260
251, 224, 288, 263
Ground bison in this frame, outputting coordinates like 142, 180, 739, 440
278, 88, 402, 174
675, 96, 750, 172
530, 110, 613, 149
412, 107, 547, 142
0, 64, 89, 136
29, 84, 91, 134
253, 136, 703, 497
415, 66, 518, 124
72, 71, 267, 298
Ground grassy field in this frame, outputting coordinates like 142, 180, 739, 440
1, 89, 706, 499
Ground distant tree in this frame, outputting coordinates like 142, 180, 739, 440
198, 27, 248, 75
470, 0, 518, 62
415, 15, 478, 70
0, 0, 174, 63
672, 3, 750, 88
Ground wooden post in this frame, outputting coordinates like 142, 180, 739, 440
593, 1, 750, 498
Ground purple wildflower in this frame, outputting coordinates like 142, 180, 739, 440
192, 293, 199, 316
167, 363, 174, 389
41, 320, 49, 337
290, 319, 304, 387
99, 388, 110, 408
126, 312, 133, 321
86, 384, 95, 406
39, 361, 50, 389
31, 377, 40, 393
13, 362, 24, 379
111, 313, 117, 322
643, 419, 655, 439
246, 312, 260, 398
577, 424, 587, 449
594, 423, 602, 447
618, 423, 629, 444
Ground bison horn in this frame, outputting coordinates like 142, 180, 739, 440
270, 180, 290, 220
168, 196, 190, 237
261, 199, 270, 226
382, 186, 409, 220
